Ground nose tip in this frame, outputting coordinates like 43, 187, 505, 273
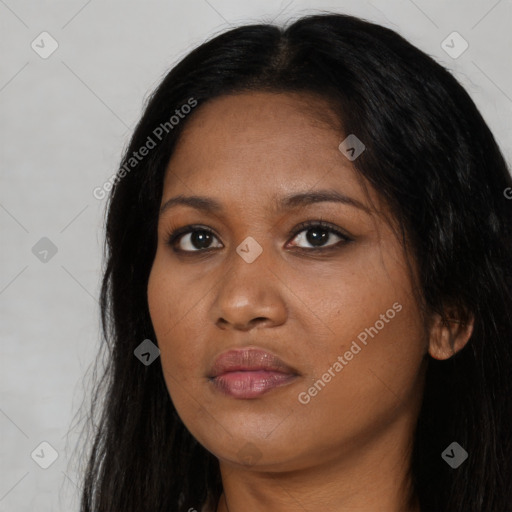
213, 264, 287, 331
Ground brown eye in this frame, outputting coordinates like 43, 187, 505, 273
288, 221, 352, 251
166, 226, 223, 252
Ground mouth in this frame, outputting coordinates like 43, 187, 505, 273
208, 348, 300, 399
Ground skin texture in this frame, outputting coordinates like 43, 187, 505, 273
147, 92, 473, 512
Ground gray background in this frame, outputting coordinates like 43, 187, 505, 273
1, 0, 511, 510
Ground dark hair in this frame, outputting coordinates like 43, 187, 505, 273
79, 12, 512, 512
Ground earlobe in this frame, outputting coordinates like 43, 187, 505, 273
427, 310, 474, 361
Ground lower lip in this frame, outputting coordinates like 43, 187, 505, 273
210, 370, 298, 398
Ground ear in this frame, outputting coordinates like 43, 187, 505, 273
427, 307, 474, 360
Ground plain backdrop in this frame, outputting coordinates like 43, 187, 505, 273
1, 1, 511, 510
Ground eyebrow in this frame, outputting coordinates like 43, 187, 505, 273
159, 189, 372, 216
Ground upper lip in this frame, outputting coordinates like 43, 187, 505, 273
209, 348, 299, 378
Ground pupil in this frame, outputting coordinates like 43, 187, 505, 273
306, 228, 328, 246
192, 231, 211, 249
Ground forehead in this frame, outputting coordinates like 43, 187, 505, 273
161, 91, 380, 214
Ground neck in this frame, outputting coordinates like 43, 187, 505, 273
214, 412, 421, 512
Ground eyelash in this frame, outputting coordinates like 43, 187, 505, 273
164, 219, 353, 255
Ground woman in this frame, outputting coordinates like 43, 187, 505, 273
80, 12, 512, 512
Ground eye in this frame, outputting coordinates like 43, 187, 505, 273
166, 225, 222, 253
287, 220, 352, 251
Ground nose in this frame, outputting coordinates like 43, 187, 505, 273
211, 244, 288, 331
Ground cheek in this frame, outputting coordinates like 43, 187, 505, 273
147, 259, 208, 400
289, 300, 426, 465
288, 242, 421, 361
147, 255, 202, 351
292, 242, 427, 418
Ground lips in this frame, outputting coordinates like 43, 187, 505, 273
208, 348, 299, 399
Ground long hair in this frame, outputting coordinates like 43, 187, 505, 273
80, 13, 512, 512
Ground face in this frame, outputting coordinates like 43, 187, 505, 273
147, 91, 429, 472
